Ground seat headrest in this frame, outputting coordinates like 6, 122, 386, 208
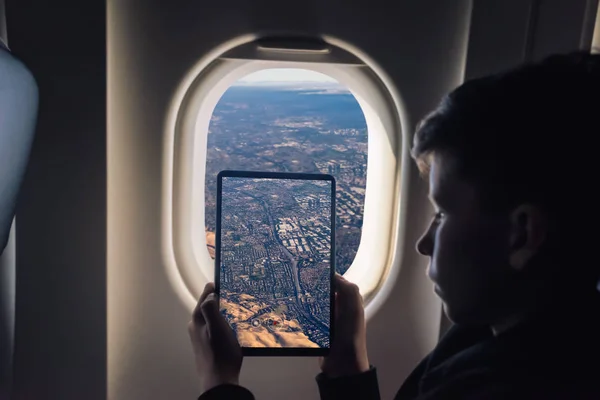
0, 46, 38, 252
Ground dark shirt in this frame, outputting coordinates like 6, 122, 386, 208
199, 292, 600, 399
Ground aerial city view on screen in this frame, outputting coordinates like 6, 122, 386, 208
220, 177, 332, 348
205, 68, 367, 276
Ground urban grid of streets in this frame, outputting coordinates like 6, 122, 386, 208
220, 177, 332, 348
204, 85, 368, 276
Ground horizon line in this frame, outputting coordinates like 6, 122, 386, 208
232, 80, 346, 87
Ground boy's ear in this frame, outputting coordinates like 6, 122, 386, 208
508, 204, 548, 271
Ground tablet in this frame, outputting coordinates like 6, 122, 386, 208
215, 170, 335, 356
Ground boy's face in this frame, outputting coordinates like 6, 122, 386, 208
416, 154, 519, 325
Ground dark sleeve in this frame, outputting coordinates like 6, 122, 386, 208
198, 384, 255, 400
316, 367, 381, 400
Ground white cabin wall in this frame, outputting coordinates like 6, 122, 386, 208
528, 0, 598, 62
465, 0, 598, 80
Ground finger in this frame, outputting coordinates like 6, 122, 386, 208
334, 274, 360, 298
193, 282, 216, 323
333, 273, 358, 295
200, 293, 232, 339
317, 356, 325, 367
333, 275, 362, 314
199, 282, 216, 303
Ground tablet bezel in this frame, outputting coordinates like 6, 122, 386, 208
215, 170, 336, 357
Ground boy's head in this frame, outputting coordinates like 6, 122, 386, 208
413, 51, 600, 326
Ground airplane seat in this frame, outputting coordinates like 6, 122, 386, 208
0, 41, 38, 248
0, 37, 39, 396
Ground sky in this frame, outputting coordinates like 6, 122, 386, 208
235, 68, 338, 85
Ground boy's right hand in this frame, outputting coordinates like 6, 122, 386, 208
319, 273, 370, 378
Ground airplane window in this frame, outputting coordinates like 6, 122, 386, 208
165, 37, 404, 318
204, 69, 367, 275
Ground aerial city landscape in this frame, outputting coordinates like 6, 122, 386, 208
205, 70, 367, 347
219, 177, 332, 348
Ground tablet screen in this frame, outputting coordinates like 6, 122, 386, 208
216, 171, 335, 356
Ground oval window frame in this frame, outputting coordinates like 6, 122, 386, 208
163, 35, 410, 321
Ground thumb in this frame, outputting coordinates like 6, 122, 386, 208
333, 274, 362, 313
